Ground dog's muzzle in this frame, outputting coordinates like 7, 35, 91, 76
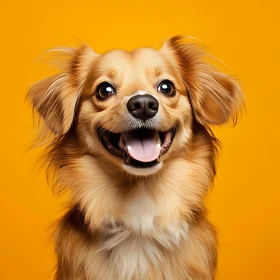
98, 93, 176, 169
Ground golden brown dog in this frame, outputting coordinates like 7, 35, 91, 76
28, 36, 243, 280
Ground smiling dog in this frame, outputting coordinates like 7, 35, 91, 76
28, 36, 243, 280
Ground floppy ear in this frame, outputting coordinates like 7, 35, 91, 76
161, 36, 244, 125
28, 45, 96, 135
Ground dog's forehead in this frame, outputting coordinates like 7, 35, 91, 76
97, 48, 171, 76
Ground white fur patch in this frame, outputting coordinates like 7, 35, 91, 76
94, 189, 189, 280
131, 90, 159, 101
125, 187, 160, 232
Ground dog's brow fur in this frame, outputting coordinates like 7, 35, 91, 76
27, 36, 243, 280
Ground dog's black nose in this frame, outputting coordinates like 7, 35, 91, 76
127, 94, 159, 121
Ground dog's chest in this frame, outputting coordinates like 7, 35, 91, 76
96, 192, 189, 280
124, 189, 161, 231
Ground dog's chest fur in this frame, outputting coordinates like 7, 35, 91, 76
87, 191, 189, 280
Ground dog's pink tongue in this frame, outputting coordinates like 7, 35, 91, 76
123, 131, 161, 162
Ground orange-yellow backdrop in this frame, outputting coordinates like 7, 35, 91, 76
1, 0, 279, 279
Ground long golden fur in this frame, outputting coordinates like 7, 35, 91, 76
28, 36, 243, 280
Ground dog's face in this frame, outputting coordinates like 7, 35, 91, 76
29, 36, 242, 177
78, 47, 193, 176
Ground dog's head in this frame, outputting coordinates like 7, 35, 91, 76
28, 36, 243, 177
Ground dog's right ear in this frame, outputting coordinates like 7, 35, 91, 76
28, 45, 96, 135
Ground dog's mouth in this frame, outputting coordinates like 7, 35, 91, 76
98, 127, 176, 168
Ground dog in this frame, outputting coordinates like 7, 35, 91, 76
28, 36, 243, 280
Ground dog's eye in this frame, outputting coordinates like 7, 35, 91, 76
157, 80, 175, 96
96, 82, 116, 100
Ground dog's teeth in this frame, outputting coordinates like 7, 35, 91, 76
156, 133, 161, 145
118, 134, 125, 150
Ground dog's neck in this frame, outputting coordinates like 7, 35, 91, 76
69, 195, 190, 251
68, 149, 211, 234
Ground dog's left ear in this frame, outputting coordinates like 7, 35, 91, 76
28, 45, 96, 135
161, 36, 244, 125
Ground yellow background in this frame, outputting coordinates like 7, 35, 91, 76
1, 0, 279, 279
